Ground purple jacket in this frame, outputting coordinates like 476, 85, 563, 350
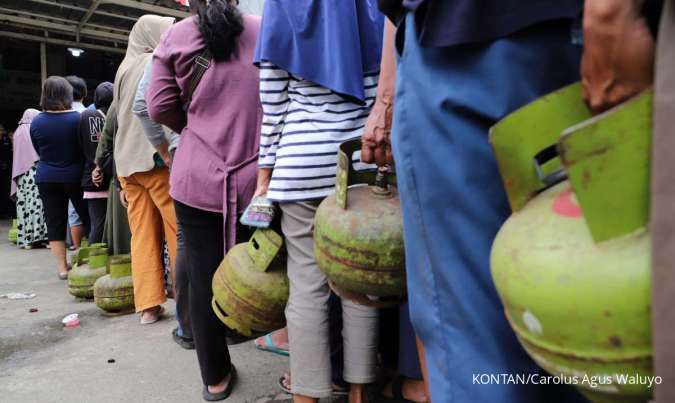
147, 15, 262, 250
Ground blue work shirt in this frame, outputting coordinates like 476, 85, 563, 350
30, 111, 83, 184
403, 0, 583, 47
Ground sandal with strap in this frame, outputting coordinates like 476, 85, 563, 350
254, 331, 289, 356
203, 366, 237, 401
140, 306, 165, 325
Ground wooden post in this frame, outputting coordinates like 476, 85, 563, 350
40, 41, 47, 83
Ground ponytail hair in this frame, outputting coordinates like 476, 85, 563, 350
192, 0, 244, 61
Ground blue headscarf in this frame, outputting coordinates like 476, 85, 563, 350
254, 0, 384, 102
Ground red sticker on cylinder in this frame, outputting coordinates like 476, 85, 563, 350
552, 188, 583, 218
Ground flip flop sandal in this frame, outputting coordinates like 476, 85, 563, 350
277, 373, 349, 397
140, 306, 165, 325
278, 374, 291, 394
255, 332, 290, 356
172, 327, 195, 350
203, 365, 237, 401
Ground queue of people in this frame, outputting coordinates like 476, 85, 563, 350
8, 0, 670, 402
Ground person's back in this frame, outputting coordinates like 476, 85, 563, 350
79, 80, 112, 244
31, 75, 90, 280
79, 109, 107, 190
148, 13, 261, 213
30, 111, 82, 184
146, 2, 262, 398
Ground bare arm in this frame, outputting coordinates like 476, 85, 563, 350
362, 20, 397, 166
254, 168, 273, 198
581, 0, 655, 113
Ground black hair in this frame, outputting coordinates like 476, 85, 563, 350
40, 76, 74, 111
93, 81, 114, 112
65, 75, 87, 101
191, 0, 244, 61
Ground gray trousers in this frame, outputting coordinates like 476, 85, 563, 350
280, 201, 378, 398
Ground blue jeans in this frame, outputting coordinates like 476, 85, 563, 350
391, 14, 587, 403
68, 201, 83, 227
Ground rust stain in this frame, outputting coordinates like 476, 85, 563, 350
560, 145, 612, 166
582, 170, 592, 188
507, 317, 650, 364
315, 233, 403, 273
510, 248, 520, 262
316, 244, 402, 273
609, 335, 623, 348
216, 273, 285, 326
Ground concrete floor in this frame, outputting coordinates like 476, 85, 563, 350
0, 219, 292, 403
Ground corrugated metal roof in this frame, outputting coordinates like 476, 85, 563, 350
0, 1, 265, 54
0, 0, 189, 54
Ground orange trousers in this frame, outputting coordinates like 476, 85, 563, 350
119, 168, 177, 312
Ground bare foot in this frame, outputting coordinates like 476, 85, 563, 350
207, 369, 232, 394
58, 264, 71, 278
140, 306, 164, 324
382, 377, 428, 403
349, 384, 368, 403
255, 327, 289, 351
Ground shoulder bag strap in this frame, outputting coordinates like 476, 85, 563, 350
184, 48, 213, 107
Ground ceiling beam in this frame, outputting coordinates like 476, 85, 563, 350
0, 13, 128, 42
24, 0, 87, 13
0, 30, 125, 54
23, 0, 141, 22
0, 7, 129, 35
77, 0, 102, 39
99, 0, 189, 19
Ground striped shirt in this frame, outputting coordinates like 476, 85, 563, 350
258, 61, 378, 202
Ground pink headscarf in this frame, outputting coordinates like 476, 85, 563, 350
11, 109, 40, 198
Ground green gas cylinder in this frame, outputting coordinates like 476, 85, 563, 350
313, 140, 405, 304
212, 229, 289, 337
94, 254, 134, 312
489, 83, 652, 403
8, 219, 18, 244
71, 239, 107, 267
69, 248, 109, 298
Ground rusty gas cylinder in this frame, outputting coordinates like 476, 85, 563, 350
94, 254, 134, 313
69, 248, 109, 299
313, 140, 405, 303
212, 229, 289, 337
8, 219, 18, 244
71, 239, 107, 267
490, 83, 652, 403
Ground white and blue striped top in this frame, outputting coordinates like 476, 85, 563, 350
258, 61, 378, 202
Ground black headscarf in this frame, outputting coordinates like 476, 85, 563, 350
93, 81, 114, 112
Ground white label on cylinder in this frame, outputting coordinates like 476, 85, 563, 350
522, 310, 543, 334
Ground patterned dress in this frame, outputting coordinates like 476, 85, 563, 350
15, 165, 47, 248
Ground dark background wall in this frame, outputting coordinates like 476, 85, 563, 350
0, 39, 122, 132
0, 39, 122, 217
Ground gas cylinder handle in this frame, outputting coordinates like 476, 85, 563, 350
533, 144, 567, 189
247, 229, 284, 273
336, 139, 397, 209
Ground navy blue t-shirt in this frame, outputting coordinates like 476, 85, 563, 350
30, 111, 83, 184
404, 0, 583, 47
